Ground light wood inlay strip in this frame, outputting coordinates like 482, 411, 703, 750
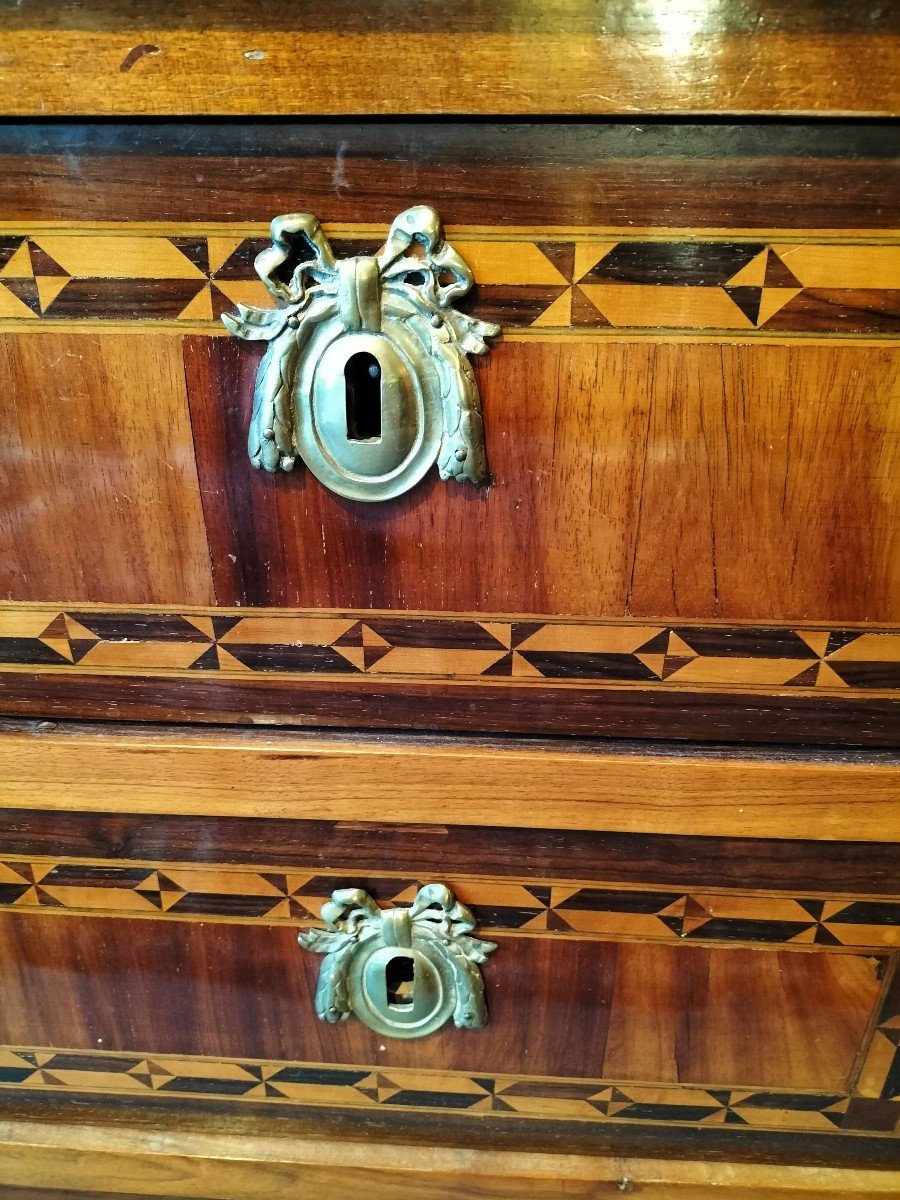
2, 725, 897, 842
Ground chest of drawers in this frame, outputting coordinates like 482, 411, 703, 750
0, 4, 897, 1196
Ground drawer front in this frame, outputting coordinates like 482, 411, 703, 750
0, 120, 898, 743
0, 723, 898, 1163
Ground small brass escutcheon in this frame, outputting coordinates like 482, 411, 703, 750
298, 884, 496, 1039
222, 206, 500, 502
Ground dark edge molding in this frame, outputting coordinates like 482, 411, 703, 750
0, 672, 897, 747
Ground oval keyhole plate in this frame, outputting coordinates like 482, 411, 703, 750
353, 946, 452, 1038
298, 325, 442, 502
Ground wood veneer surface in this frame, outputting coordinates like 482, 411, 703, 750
4, 805, 896, 894
1, 1131, 896, 1200
3, 334, 897, 623
2, 121, 896, 227
0, 120, 896, 742
1, 332, 214, 605
3, 669, 896, 745
0, 912, 880, 1091
2, 3, 897, 117
1, 722, 897, 841
186, 336, 900, 620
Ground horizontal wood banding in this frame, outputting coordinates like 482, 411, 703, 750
3, 122, 897, 228
1, 224, 898, 336
6, 2, 897, 35
3, 606, 898, 692
3, 807, 897, 895
1, 1119, 897, 1200
2, 16, 898, 118
1, 672, 897, 746
1, 848, 895, 952
2, 722, 898, 841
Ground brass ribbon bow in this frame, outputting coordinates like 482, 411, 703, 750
222, 206, 499, 482
298, 884, 496, 1029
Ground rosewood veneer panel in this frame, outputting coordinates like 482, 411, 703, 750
186, 336, 899, 622
0, 333, 213, 605
0, 912, 881, 1092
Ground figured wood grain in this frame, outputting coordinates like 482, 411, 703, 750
2, 122, 896, 228
0, 332, 214, 604
5, 323, 894, 616
0, 2, 897, 117
187, 336, 900, 622
0, 912, 880, 1089
1, 1121, 896, 1200
1, 723, 897, 841
603, 944, 881, 1088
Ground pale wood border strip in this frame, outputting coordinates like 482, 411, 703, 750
0, 1117, 895, 1199
2, 725, 897, 842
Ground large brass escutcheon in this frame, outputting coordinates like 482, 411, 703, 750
298, 884, 496, 1039
223, 206, 499, 502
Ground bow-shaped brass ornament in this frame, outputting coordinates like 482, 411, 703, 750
223, 206, 500, 502
298, 883, 497, 1038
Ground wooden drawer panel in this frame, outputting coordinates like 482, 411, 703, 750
0, 914, 886, 1093
0, 722, 897, 1163
0, 120, 897, 744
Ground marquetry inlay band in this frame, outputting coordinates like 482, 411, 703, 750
0, 1040, 894, 1137
2, 606, 898, 697
1, 855, 896, 953
0, 225, 897, 338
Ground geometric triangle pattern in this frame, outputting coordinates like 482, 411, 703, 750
722, 248, 803, 327
2, 607, 898, 694
1, 855, 896, 951
0, 228, 893, 334
855, 966, 900, 1102
0, 1044, 886, 1138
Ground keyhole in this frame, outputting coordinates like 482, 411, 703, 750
345, 351, 382, 442
385, 954, 415, 1008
